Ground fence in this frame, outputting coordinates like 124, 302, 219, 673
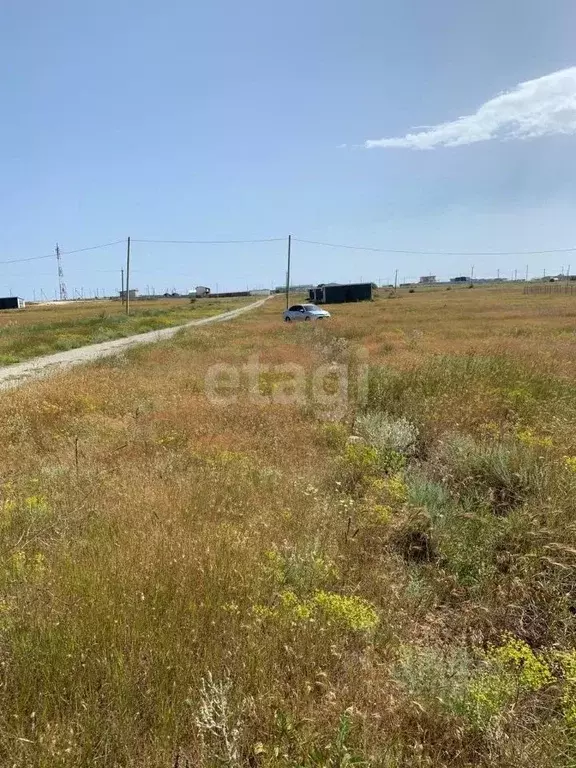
523, 283, 576, 296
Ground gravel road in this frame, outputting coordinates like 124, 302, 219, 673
0, 296, 271, 392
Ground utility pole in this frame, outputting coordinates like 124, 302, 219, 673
121, 268, 125, 305
125, 237, 131, 316
394, 269, 398, 290
55, 243, 68, 301
525, 265, 529, 282
285, 234, 292, 309
514, 269, 518, 282
567, 264, 572, 282
497, 268, 500, 280
471, 265, 475, 281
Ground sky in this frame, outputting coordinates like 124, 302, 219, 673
1, 0, 576, 298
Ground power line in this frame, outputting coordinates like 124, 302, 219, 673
0, 253, 54, 266
0, 239, 124, 266
132, 237, 285, 245
1, 233, 574, 270
60, 239, 125, 255
293, 237, 576, 257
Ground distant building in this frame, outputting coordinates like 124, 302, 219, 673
451, 276, 470, 283
0, 297, 25, 310
274, 284, 313, 293
119, 289, 139, 300
308, 282, 373, 304
419, 275, 436, 284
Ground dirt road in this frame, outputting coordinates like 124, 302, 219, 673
0, 296, 271, 392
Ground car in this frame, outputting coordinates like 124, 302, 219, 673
283, 303, 331, 322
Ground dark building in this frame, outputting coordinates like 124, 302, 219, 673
0, 297, 25, 310
308, 283, 373, 304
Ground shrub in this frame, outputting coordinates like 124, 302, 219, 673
312, 591, 379, 632
337, 443, 407, 494
262, 546, 339, 593
466, 636, 554, 729
320, 422, 349, 451
194, 672, 244, 767
406, 474, 452, 521
395, 645, 473, 717
336, 443, 381, 492
253, 590, 379, 633
433, 433, 545, 513
343, 443, 381, 473
555, 650, 576, 727
487, 634, 553, 692
355, 412, 419, 456
395, 638, 555, 734
379, 474, 408, 503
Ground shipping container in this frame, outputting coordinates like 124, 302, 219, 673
0, 297, 25, 310
308, 283, 372, 304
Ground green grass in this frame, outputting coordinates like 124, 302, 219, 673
0, 298, 252, 364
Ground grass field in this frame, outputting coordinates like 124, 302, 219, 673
0, 297, 253, 365
1, 285, 576, 766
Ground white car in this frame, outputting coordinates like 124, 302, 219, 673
283, 303, 331, 322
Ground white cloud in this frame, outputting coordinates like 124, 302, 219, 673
365, 67, 576, 150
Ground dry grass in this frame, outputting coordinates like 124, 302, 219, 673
0, 297, 253, 364
1, 286, 576, 766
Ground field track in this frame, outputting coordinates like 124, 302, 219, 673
0, 295, 272, 392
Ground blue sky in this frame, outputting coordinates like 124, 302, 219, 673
1, 0, 575, 297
